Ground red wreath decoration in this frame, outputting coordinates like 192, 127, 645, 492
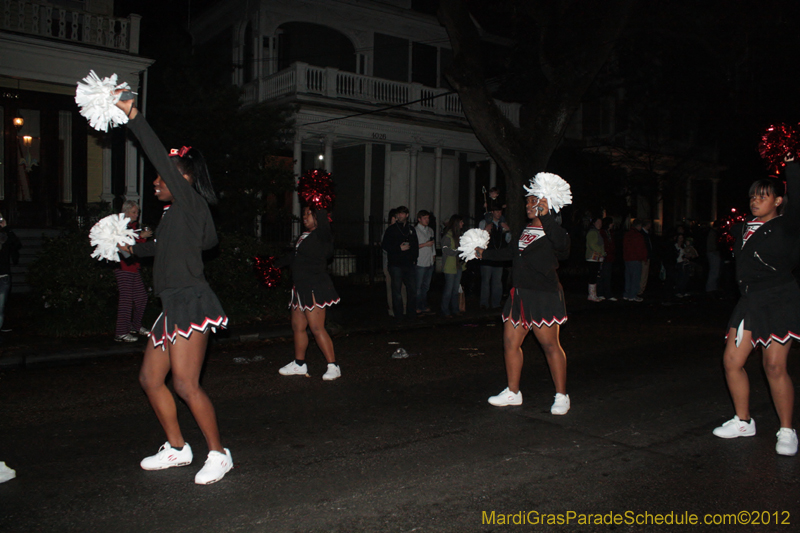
297, 169, 335, 211
759, 123, 800, 174
254, 256, 281, 288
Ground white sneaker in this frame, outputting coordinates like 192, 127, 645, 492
132, 327, 150, 336
322, 363, 341, 381
194, 449, 233, 485
0, 462, 16, 483
140, 442, 193, 470
712, 415, 756, 438
551, 393, 570, 415
279, 361, 307, 376
115, 333, 138, 343
776, 428, 798, 456
488, 387, 522, 406
587, 295, 602, 302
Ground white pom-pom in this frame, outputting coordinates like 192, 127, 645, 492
75, 70, 132, 132
89, 214, 136, 262
523, 172, 573, 213
457, 228, 491, 262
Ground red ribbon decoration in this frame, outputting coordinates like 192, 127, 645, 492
169, 146, 192, 157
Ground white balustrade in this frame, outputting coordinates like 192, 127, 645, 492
245, 62, 520, 126
0, 0, 140, 53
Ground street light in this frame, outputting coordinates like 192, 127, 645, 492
13, 117, 23, 129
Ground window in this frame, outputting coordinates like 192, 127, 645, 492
374, 33, 409, 82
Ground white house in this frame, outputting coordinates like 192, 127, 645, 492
191, 0, 519, 244
0, 0, 152, 227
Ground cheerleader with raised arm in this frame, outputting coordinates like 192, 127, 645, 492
275, 204, 341, 381
115, 97, 232, 484
477, 179, 572, 415
712, 156, 800, 456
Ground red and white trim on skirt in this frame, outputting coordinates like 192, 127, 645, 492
151, 314, 229, 350
725, 329, 800, 348
503, 313, 567, 330
289, 287, 340, 312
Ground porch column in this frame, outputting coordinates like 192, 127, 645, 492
469, 163, 477, 222
383, 143, 392, 218
489, 158, 497, 189
324, 135, 334, 173
293, 134, 302, 239
124, 138, 139, 204
101, 144, 113, 203
434, 146, 442, 243
408, 145, 419, 215
363, 143, 373, 244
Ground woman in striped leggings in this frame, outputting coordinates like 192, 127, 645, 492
114, 200, 152, 342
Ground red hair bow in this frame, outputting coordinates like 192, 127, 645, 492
169, 146, 192, 157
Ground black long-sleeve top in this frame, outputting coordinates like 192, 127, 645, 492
127, 114, 218, 296
381, 221, 419, 268
275, 209, 335, 288
481, 213, 570, 292
733, 162, 800, 295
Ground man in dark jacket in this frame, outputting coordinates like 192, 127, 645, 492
382, 205, 418, 319
0, 214, 22, 339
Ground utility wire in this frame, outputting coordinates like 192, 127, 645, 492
300, 90, 457, 126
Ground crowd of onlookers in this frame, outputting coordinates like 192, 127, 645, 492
380, 186, 737, 319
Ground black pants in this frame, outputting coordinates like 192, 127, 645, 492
389, 264, 417, 319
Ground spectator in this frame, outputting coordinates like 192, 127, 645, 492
639, 220, 654, 296
479, 207, 511, 308
623, 219, 647, 302
383, 209, 406, 317
483, 187, 506, 222
585, 215, 604, 302
415, 210, 435, 315
114, 200, 152, 343
382, 206, 418, 320
598, 217, 617, 301
440, 214, 464, 317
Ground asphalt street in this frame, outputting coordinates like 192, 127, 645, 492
1, 296, 799, 532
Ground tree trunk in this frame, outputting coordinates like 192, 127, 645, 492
438, 0, 635, 232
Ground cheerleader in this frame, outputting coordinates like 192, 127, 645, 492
275, 206, 341, 380
116, 98, 232, 484
478, 193, 572, 414
712, 157, 800, 456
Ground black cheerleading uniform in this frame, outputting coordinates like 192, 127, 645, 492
276, 209, 340, 310
127, 114, 227, 349
727, 162, 800, 347
482, 213, 570, 329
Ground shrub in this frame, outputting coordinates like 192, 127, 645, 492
27, 228, 291, 337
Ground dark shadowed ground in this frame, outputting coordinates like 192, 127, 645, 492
1, 287, 799, 532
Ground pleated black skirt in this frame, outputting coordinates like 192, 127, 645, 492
150, 285, 228, 350
289, 280, 340, 311
502, 286, 568, 329
727, 281, 800, 347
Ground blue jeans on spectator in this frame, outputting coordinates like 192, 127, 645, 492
624, 260, 642, 300
389, 265, 417, 319
416, 265, 434, 312
480, 265, 503, 308
441, 269, 462, 316
0, 275, 10, 331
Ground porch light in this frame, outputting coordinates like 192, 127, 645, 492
23, 135, 32, 146
318, 154, 324, 161
13, 117, 23, 128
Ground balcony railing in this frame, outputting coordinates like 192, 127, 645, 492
245, 62, 520, 127
1, 0, 141, 53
